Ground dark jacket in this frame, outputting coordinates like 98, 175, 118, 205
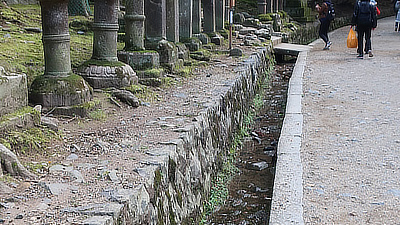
351, 0, 377, 28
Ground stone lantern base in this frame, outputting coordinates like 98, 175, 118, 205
76, 60, 138, 89
29, 74, 93, 108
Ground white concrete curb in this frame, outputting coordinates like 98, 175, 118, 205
269, 51, 307, 225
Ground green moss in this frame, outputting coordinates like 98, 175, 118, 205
168, 158, 176, 183
30, 74, 90, 95
78, 99, 100, 110
160, 77, 176, 88
175, 67, 192, 78
169, 210, 177, 225
0, 126, 61, 155
166, 191, 171, 201
124, 84, 159, 102
88, 109, 107, 121
0, 4, 98, 86
157, 200, 165, 225
176, 190, 183, 207
258, 13, 273, 21
0, 106, 39, 124
143, 68, 164, 78
154, 169, 162, 190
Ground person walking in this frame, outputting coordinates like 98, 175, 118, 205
351, 0, 377, 59
395, 0, 400, 31
316, 0, 333, 50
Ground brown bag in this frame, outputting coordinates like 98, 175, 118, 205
347, 28, 358, 48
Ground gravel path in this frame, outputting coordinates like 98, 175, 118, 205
302, 16, 400, 224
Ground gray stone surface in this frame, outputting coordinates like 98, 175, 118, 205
203, 0, 216, 32
77, 64, 137, 89
271, 17, 400, 225
269, 51, 306, 225
118, 50, 160, 70
301, 17, 400, 224
124, 0, 146, 51
145, 0, 166, 47
166, 0, 179, 42
179, 0, 192, 39
215, 0, 225, 30
192, 0, 201, 34
0, 72, 27, 116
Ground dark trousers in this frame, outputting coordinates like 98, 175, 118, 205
319, 18, 331, 44
357, 25, 372, 55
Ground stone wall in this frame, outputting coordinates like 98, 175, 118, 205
82, 46, 274, 224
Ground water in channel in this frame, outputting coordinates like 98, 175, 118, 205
209, 62, 295, 225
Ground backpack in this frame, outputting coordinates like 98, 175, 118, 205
357, 1, 373, 26
325, 1, 336, 21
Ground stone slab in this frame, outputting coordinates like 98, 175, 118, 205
118, 51, 160, 70
269, 50, 307, 225
0, 73, 28, 116
273, 43, 312, 56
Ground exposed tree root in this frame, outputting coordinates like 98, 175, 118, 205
0, 144, 37, 179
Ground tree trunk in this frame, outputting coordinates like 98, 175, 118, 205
0, 144, 37, 179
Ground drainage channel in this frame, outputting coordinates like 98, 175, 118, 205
209, 61, 295, 225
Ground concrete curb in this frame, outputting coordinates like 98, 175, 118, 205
269, 50, 307, 225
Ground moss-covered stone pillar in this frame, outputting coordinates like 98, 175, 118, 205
124, 0, 145, 51
118, 0, 161, 75
29, 0, 92, 107
77, 0, 137, 89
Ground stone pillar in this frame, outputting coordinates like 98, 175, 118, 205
203, 0, 216, 33
192, 0, 201, 34
124, 0, 145, 51
278, 0, 283, 11
92, 0, 119, 61
258, 0, 267, 14
30, 0, 92, 107
179, 0, 193, 39
145, 0, 167, 48
267, 0, 273, 13
215, 0, 225, 30
118, 0, 161, 72
77, 0, 137, 89
166, 0, 179, 42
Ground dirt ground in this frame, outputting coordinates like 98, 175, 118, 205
302, 16, 400, 224
0, 37, 262, 224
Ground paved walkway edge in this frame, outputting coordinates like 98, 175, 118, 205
269, 51, 307, 225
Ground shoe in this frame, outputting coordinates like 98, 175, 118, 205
323, 41, 332, 50
357, 54, 363, 59
368, 50, 373, 57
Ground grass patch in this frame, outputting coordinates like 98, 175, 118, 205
0, 4, 98, 86
0, 106, 39, 124
0, 126, 61, 155
124, 84, 160, 102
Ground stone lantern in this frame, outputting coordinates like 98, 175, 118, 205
30, 0, 92, 107
76, 0, 138, 89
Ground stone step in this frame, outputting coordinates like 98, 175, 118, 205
273, 43, 312, 56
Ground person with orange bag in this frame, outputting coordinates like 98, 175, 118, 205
351, 0, 377, 59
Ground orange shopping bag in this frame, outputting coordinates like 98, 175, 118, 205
347, 27, 358, 48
